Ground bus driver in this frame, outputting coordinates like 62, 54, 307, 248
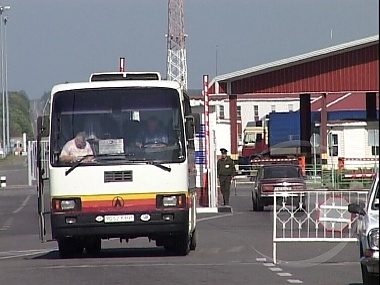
59, 132, 94, 163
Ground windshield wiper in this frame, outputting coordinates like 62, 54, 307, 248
127, 158, 171, 172
96, 153, 133, 160
65, 155, 93, 176
147, 161, 171, 172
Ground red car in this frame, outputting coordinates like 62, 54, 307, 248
251, 164, 307, 211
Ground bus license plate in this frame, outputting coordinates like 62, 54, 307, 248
104, 214, 134, 223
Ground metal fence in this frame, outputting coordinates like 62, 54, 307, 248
27, 140, 49, 186
233, 162, 377, 190
272, 189, 368, 264
304, 164, 376, 190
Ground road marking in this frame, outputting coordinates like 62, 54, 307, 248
255, 256, 304, 284
0, 217, 13, 231
209, 247, 221, 254
226, 246, 244, 253
28, 261, 284, 270
13, 195, 31, 214
287, 279, 303, 284
0, 249, 52, 260
278, 272, 292, 277
5, 185, 34, 189
197, 213, 233, 222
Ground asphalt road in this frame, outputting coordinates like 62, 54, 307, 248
0, 163, 375, 285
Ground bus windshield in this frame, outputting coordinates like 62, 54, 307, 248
50, 87, 186, 166
244, 132, 257, 144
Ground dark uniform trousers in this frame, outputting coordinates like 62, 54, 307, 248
219, 175, 232, 205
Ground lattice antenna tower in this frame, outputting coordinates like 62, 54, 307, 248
166, 0, 187, 91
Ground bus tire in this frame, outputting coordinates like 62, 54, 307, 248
190, 228, 197, 251
174, 233, 190, 256
74, 240, 84, 255
58, 237, 76, 259
85, 238, 101, 255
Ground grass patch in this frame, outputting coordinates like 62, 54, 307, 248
0, 154, 27, 166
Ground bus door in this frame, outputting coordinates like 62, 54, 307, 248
36, 115, 51, 242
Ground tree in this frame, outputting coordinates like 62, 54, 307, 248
8, 91, 34, 139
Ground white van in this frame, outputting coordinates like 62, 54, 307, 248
349, 172, 379, 284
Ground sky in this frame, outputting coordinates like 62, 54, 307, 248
3, 0, 379, 99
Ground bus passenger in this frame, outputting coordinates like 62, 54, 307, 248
135, 116, 169, 148
59, 132, 94, 163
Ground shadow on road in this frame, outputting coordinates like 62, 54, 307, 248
30, 247, 182, 260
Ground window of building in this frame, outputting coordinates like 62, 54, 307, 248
219, 105, 224, 118
254, 105, 259, 116
329, 133, 339, 156
372, 146, 379, 156
238, 133, 242, 145
237, 105, 242, 118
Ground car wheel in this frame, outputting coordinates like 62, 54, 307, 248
252, 192, 258, 211
361, 263, 370, 284
256, 196, 264, 212
301, 196, 308, 211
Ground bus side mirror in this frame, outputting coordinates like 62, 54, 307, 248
186, 113, 201, 133
37, 115, 50, 139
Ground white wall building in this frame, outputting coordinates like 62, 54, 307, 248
190, 94, 307, 154
325, 120, 379, 170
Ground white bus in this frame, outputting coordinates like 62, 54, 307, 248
37, 72, 200, 258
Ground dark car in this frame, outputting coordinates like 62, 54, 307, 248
236, 156, 251, 175
251, 164, 306, 211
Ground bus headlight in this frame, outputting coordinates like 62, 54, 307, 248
163, 196, 177, 207
368, 229, 379, 250
156, 194, 186, 208
52, 198, 82, 211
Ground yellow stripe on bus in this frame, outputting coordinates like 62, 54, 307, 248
51, 192, 189, 201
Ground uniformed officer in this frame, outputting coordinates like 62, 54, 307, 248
217, 148, 236, 206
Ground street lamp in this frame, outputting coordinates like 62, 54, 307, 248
0, 5, 10, 158
4, 15, 9, 155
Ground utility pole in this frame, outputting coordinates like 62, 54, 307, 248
4, 15, 9, 155
0, 5, 10, 158
166, 0, 187, 91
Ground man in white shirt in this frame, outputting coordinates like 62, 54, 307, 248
59, 132, 94, 163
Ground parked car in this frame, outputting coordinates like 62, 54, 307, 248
348, 172, 379, 284
236, 156, 251, 175
251, 164, 306, 211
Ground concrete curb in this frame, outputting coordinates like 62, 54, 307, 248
0, 185, 34, 189
196, 206, 233, 214
217, 206, 233, 213
196, 207, 218, 213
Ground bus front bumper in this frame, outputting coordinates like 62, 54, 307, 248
51, 210, 189, 240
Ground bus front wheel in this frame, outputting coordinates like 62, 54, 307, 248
174, 233, 190, 256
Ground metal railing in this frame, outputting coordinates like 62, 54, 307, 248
272, 189, 368, 264
27, 140, 49, 186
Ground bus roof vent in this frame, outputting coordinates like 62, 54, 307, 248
89, 72, 161, 82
